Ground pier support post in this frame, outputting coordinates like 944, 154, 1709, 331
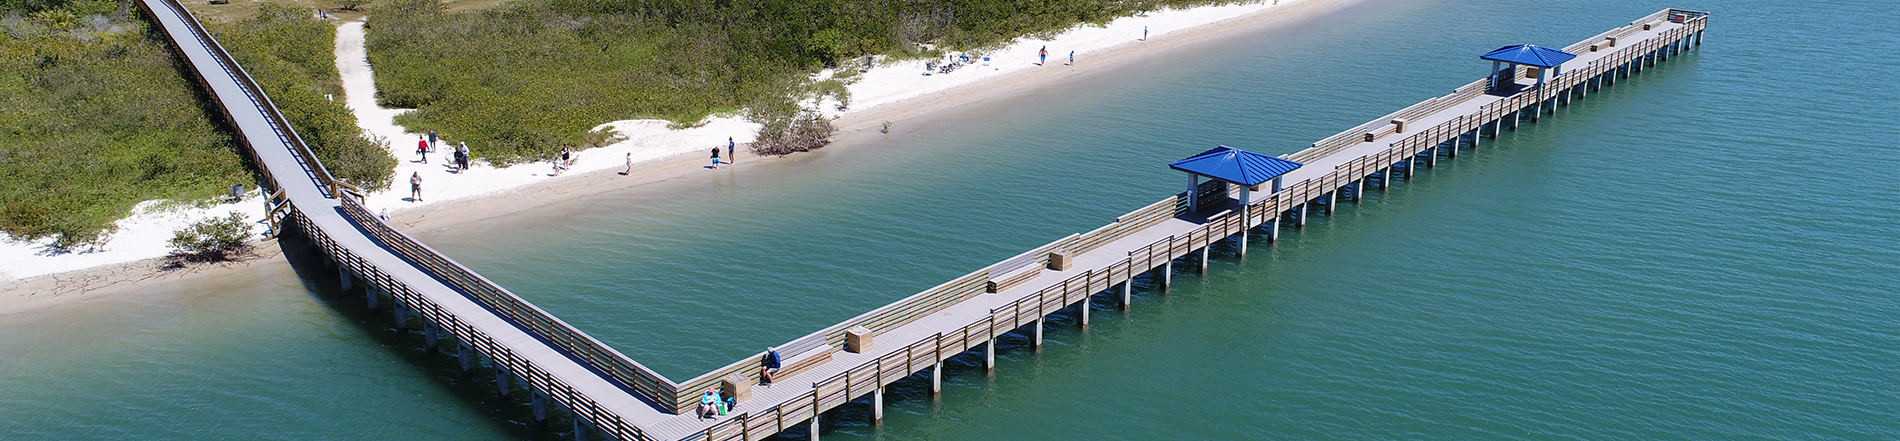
338, 268, 353, 292
1266, 218, 1280, 243
496, 364, 512, 397
366, 286, 379, 310
575, 417, 590, 441
457, 342, 473, 376
1032, 318, 1043, 349
983, 339, 995, 371
1379, 169, 1391, 190
1197, 247, 1209, 275
1471, 129, 1482, 149
1120, 281, 1132, 310
532, 390, 547, 423
1162, 261, 1172, 291
1325, 191, 1338, 215
809, 415, 820, 441
393, 304, 407, 329
931, 361, 943, 396
424, 321, 439, 351
1352, 179, 1364, 201
1079, 295, 1090, 328
1237, 230, 1248, 259
872, 386, 884, 423
1296, 204, 1307, 228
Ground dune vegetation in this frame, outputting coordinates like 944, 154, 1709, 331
206, 5, 396, 190
0, 0, 392, 249
1, 0, 248, 248
365, 0, 1229, 163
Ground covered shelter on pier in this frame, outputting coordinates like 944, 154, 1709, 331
1482, 44, 1577, 94
1169, 146, 1303, 212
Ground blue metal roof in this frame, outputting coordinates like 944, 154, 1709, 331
1480, 44, 1577, 68
1168, 146, 1303, 186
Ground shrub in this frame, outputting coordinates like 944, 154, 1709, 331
363, 0, 1236, 162
167, 212, 254, 260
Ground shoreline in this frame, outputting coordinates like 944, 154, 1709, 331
0, 0, 1356, 308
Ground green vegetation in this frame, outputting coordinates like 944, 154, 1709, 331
366, 0, 1231, 163
167, 211, 253, 260
207, 5, 396, 190
1, 0, 248, 248
1, 0, 392, 249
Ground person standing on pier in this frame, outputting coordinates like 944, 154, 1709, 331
416, 136, 428, 163
409, 172, 422, 202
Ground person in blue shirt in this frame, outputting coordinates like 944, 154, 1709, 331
699, 387, 719, 420
761, 347, 783, 385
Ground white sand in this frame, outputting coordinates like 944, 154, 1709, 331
1, 0, 1312, 284
0, 197, 266, 281
823, 0, 1307, 119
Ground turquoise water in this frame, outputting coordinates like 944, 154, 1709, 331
6, 0, 1899, 438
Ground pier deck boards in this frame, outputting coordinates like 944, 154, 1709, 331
139, 0, 1703, 438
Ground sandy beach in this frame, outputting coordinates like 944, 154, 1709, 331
0, 0, 1353, 307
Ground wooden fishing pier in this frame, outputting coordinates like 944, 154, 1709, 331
138, 1, 1705, 439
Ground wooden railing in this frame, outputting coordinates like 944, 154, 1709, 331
679, 13, 1709, 439
153, 0, 1703, 434
335, 197, 683, 411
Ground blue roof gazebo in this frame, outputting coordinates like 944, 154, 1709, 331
1169, 146, 1303, 213
1481, 44, 1577, 93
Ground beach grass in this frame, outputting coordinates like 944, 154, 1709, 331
1, 0, 250, 248
0, 0, 393, 248
364, 0, 1232, 164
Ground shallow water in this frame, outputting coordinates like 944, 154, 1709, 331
6, 0, 1899, 438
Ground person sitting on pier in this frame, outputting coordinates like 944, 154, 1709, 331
760, 347, 782, 386
699, 387, 719, 420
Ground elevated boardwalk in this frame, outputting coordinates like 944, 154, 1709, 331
139, 1, 1704, 439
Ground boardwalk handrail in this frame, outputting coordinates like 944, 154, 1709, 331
135, 0, 681, 427
143, 0, 346, 199
683, 11, 1706, 439
334, 197, 680, 403
142, 0, 1705, 435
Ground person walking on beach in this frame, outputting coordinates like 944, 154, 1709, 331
457, 142, 470, 172
416, 136, 428, 163
710, 146, 722, 169
427, 129, 437, 152
1069, 50, 1075, 66
727, 137, 736, 165
1143, 26, 1149, 41
1039, 46, 1048, 65
624, 152, 633, 175
409, 172, 422, 202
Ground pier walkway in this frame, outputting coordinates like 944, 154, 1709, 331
138, 1, 1704, 439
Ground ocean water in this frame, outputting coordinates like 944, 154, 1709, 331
5, 0, 1898, 439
